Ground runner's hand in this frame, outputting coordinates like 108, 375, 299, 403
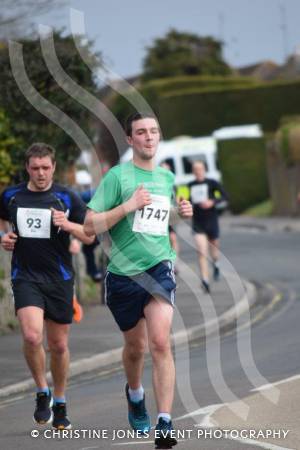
51, 208, 70, 231
69, 238, 81, 255
1, 232, 18, 251
200, 199, 214, 209
125, 185, 152, 213
178, 199, 193, 218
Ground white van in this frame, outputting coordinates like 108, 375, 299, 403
213, 124, 263, 140
120, 135, 221, 185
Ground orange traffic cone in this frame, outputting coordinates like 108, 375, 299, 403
73, 296, 83, 323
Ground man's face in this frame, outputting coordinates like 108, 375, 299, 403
193, 161, 206, 181
127, 118, 160, 161
26, 156, 56, 191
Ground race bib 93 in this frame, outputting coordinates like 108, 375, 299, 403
17, 208, 51, 239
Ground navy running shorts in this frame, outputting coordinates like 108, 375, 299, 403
11, 279, 74, 324
104, 260, 176, 332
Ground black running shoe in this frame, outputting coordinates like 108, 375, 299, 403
52, 402, 72, 430
125, 384, 151, 433
154, 418, 177, 449
33, 390, 53, 425
201, 280, 210, 294
213, 265, 220, 281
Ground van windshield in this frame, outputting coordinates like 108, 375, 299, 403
160, 158, 176, 174
182, 155, 208, 173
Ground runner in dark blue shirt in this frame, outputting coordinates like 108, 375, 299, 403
0, 181, 87, 283
0, 143, 93, 430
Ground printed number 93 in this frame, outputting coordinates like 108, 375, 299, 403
27, 218, 42, 229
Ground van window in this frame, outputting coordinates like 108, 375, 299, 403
160, 158, 176, 174
182, 155, 208, 174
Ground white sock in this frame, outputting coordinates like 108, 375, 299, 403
213, 260, 219, 268
157, 413, 171, 423
128, 385, 144, 403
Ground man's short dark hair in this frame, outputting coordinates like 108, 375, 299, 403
125, 112, 159, 137
25, 143, 56, 165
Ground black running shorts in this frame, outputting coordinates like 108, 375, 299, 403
192, 216, 219, 240
11, 279, 74, 324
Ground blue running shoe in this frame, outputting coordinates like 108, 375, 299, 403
125, 384, 151, 433
52, 402, 72, 430
154, 418, 177, 449
33, 390, 53, 425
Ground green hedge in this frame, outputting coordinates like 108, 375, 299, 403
110, 76, 300, 143
110, 75, 255, 126
142, 75, 255, 96
218, 138, 269, 213
157, 80, 300, 138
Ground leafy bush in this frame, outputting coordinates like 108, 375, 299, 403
157, 79, 300, 138
276, 117, 300, 166
218, 138, 269, 213
110, 77, 300, 141
0, 31, 101, 178
0, 109, 19, 185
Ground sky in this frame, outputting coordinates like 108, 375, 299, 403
33, 0, 300, 78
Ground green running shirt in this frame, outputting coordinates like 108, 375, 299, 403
88, 161, 176, 276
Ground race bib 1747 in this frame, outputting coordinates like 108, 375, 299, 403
132, 194, 170, 236
17, 208, 52, 239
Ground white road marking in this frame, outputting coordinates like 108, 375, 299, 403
251, 373, 300, 393
110, 436, 295, 449
112, 439, 186, 446
228, 437, 295, 450
0, 394, 25, 410
80, 447, 100, 450
174, 406, 295, 450
175, 403, 224, 427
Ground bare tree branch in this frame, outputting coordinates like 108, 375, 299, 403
0, 0, 66, 38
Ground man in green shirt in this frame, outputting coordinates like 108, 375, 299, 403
84, 112, 192, 448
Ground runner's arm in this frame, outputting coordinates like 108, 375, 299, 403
84, 185, 152, 235
84, 204, 129, 235
169, 206, 180, 225
213, 181, 229, 210
63, 221, 96, 244
51, 208, 95, 244
0, 218, 9, 233
0, 218, 18, 251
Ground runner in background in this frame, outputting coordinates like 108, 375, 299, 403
80, 189, 103, 282
188, 160, 228, 293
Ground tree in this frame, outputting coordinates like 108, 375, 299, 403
0, 30, 101, 177
142, 29, 231, 81
0, 109, 20, 185
0, 0, 65, 39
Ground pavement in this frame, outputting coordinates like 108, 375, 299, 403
0, 214, 298, 399
221, 214, 300, 233
213, 377, 300, 449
